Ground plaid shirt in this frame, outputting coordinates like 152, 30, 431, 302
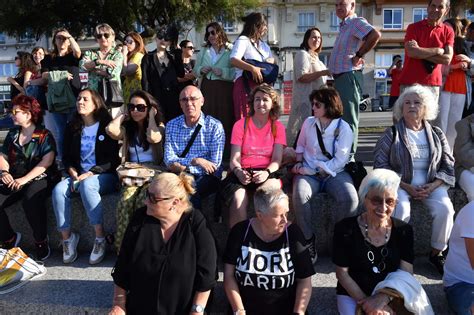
164, 113, 225, 176
328, 15, 375, 75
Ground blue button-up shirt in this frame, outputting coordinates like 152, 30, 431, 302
164, 113, 225, 177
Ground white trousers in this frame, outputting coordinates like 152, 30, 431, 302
438, 91, 465, 152
393, 185, 454, 251
459, 170, 474, 202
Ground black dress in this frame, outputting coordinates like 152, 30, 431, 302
112, 207, 217, 315
141, 49, 184, 122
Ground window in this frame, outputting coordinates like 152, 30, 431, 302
375, 53, 404, 68
0, 84, 10, 101
466, 10, 474, 22
330, 12, 341, 32
0, 33, 5, 44
0, 63, 17, 77
413, 8, 428, 23
297, 12, 315, 32
383, 9, 403, 29
19, 30, 35, 43
375, 81, 388, 96
222, 20, 237, 33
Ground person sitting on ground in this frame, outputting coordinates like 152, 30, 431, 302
224, 187, 314, 315
0, 95, 58, 261
453, 113, 474, 202
443, 201, 474, 315
52, 88, 120, 265
224, 84, 286, 228
110, 172, 217, 315
164, 85, 224, 210
292, 87, 358, 264
374, 84, 455, 275
106, 90, 165, 251
333, 169, 417, 315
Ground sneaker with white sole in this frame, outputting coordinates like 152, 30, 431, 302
62, 232, 79, 264
89, 239, 106, 265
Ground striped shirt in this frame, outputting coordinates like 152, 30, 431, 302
164, 113, 225, 176
328, 15, 375, 75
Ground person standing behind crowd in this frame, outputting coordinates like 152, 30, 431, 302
287, 27, 329, 147
80, 23, 123, 118
230, 12, 274, 120
399, 0, 453, 104
121, 32, 146, 103
41, 28, 81, 165
388, 55, 403, 108
456, 22, 474, 118
177, 40, 197, 90
7, 52, 34, 100
328, 0, 380, 155
454, 113, 474, 202
193, 22, 235, 156
141, 25, 184, 122
24, 47, 47, 109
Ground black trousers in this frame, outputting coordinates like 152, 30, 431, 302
0, 178, 50, 242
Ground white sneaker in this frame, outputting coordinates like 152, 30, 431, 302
62, 232, 79, 264
89, 239, 106, 265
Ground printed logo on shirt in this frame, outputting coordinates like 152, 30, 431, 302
235, 245, 295, 290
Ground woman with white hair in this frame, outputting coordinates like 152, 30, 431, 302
224, 187, 314, 315
374, 84, 455, 276
333, 169, 416, 315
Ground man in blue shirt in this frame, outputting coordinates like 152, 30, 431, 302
164, 85, 225, 209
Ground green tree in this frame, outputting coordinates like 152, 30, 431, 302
449, 0, 473, 18
0, 0, 260, 39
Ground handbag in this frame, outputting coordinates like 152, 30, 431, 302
344, 161, 367, 190
243, 40, 279, 85
116, 162, 156, 187
98, 78, 124, 108
0, 247, 46, 294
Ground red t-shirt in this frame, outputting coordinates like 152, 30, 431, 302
390, 68, 402, 96
399, 19, 454, 86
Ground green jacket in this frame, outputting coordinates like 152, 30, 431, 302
46, 70, 76, 113
193, 44, 235, 82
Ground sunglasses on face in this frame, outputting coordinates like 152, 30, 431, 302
127, 103, 147, 112
55, 35, 69, 41
145, 189, 173, 204
96, 33, 111, 40
311, 100, 324, 108
124, 39, 134, 45
185, 46, 194, 50
207, 30, 217, 36
11, 108, 27, 116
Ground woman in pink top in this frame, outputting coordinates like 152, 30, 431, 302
224, 84, 286, 227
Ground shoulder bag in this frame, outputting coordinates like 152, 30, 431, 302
98, 78, 124, 108
243, 40, 279, 85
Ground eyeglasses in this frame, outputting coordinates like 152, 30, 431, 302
55, 35, 69, 41
96, 33, 111, 40
179, 96, 201, 103
146, 189, 173, 204
207, 30, 217, 36
366, 196, 397, 208
311, 100, 324, 108
124, 39, 134, 45
185, 46, 194, 50
11, 108, 27, 116
127, 103, 147, 112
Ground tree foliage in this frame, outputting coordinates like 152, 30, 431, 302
0, 0, 261, 39
449, 0, 474, 18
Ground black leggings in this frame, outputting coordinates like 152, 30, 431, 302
0, 178, 50, 242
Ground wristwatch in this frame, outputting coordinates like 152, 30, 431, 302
191, 304, 205, 313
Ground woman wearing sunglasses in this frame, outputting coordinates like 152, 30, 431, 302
52, 88, 120, 265
80, 23, 123, 117
106, 90, 165, 251
177, 40, 197, 91
110, 172, 217, 315
121, 32, 146, 103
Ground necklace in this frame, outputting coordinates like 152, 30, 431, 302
319, 119, 331, 135
364, 223, 389, 274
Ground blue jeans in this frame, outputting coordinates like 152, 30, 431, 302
445, 282, 474, 315
50, 109, 75, 161
52, 173, 118, 231
190, 174, 220, 210
292, 171, 359, 239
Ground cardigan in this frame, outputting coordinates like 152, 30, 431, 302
453, 114, 474, 180
193, 44, 235, 82
63, 117, 120, 174
373, 118, 455, 187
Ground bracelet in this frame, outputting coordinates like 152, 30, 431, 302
233, 167, 241, 174
265, 168, 271, 175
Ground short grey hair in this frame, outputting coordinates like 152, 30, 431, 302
254, 187, 289, 214
392, 84, 438, 121
94, 23, 115, 37
358, 169, 401, 204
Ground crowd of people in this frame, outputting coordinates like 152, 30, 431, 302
1, 0, 473, 314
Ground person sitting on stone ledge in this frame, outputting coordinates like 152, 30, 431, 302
453, 112, 474, 202
163, 85, 225, 210
0, 95, 58, 261
223, 84, 286, 228
291, 87, 358, 265
52, 88, 120, 265
374, 84, 455, 275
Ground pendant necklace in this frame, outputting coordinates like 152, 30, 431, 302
364, 223, 389, 274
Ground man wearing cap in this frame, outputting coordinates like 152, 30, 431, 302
328, 0, 381, 154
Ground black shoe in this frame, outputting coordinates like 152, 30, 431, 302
306, 234, 318, 265
429, 253, 445, 275
1, 232, 22, 250
35, 238, 51, 261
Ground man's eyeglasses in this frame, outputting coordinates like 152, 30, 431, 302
127, 103, 147, 112
179, 96, 201, 103
96, 33, 111, 40
366, 196, 397, 208
146, 190, 173, 204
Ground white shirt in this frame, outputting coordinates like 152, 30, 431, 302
295, 116, 353, 175
209, 46, 223, 64
80, 122, 99, 172
230, 36, 272, 80
406, 128, 430, 186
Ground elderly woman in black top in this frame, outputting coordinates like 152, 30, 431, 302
110, 172, 217, 315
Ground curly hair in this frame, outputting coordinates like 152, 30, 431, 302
392, 85, 438, 121
12, 95, 43, 125
248, 83, 281, 120
204, 22, 229, 50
